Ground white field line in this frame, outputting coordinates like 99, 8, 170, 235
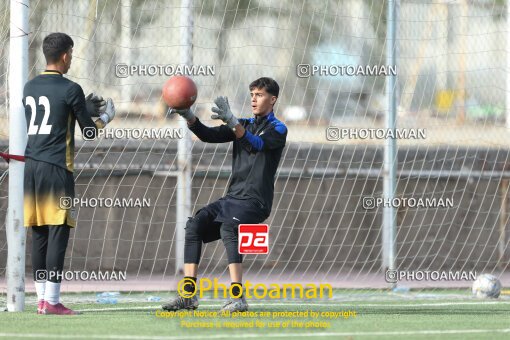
72, 300, 510, 312
1, 328, 510, 339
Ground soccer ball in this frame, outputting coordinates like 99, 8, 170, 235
472, 273, 501, 298
162, 76, 197, 109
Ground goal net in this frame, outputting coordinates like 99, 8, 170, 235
1, 0, 509, 307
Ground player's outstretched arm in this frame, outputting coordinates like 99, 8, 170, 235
171, 107, 236, 143
211, 96, 238, 128
211, 96, 247, 139
239, 123, 287, 153
170, 108, 196, 123
211, 96, 287, 152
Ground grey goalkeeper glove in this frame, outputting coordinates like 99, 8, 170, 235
211, 96, 239, 129
99, 98, 116, 125
85, 92, 106, 117
170, 108, 195, 121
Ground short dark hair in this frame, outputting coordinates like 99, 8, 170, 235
43, 33, 74, 64
249, 77, 279, 97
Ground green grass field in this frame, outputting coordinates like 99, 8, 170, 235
1, 290, 509, 339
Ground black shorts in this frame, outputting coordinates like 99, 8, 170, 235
24, 158, 76, 227
197, 196, 269, 243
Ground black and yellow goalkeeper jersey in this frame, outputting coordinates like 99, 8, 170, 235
23, 70, 102, 172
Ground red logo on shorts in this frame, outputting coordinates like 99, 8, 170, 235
238, 224, 269, 254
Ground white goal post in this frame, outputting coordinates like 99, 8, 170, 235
6, 0, 29, 312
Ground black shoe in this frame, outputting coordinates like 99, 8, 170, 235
220, 296, 248, 312
162, 295, 199, 311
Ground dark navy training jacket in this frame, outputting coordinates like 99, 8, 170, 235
188, 111, 287, 215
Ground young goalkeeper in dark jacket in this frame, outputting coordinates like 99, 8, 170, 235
163, 77, 287, 312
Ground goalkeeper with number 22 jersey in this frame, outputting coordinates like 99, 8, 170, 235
163, 77, 287, 313
23, 32, 116, 315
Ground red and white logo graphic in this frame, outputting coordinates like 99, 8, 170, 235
238, 224, 269, 254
